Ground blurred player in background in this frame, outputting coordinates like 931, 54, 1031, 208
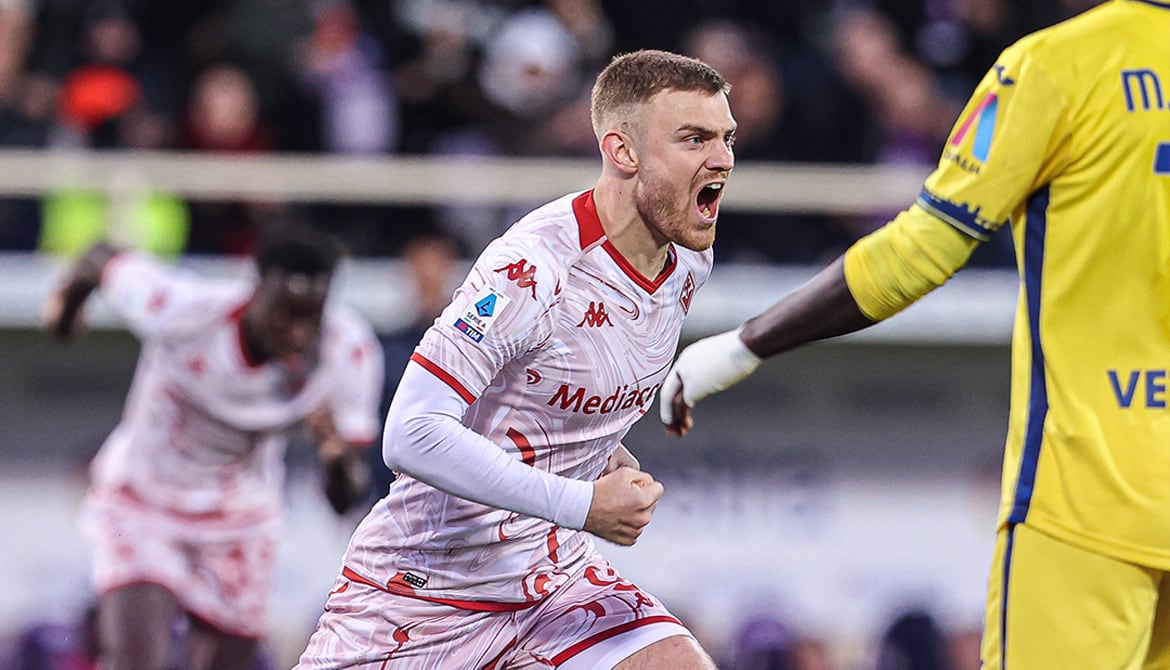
43, 223, 384, 670
661, 1, 1170, 668
296, 49, 734, 669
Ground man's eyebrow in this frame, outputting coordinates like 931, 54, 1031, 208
676, 125, 717, 137
675, 124, 737, 137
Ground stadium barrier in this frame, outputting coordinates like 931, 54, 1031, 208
0, 149, 1017, 341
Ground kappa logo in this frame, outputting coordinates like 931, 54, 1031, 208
350, 343, 368, 362
186, 355, 206, 376
147, 289, 168, 313
577, 301, 613, 327
679, 272, 696, 314
494, 259, 538, 299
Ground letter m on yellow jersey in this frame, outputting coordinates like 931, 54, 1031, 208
1121, 69, 1165, 112
1123, 69, 1170, 174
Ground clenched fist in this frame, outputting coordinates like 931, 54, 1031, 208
584, 467, 664, 546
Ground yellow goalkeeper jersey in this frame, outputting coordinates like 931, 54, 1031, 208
856, 0, 1170, 568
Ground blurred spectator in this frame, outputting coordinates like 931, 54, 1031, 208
875, 609, 951, 670
869, 0, 1101, 100
426, 5, 592, 254
218, 0, 319, 152
826, 6, 1013, 267
831, 7, 1015, 267
47, 1, 174, 151
0, 602, 280, 670
0, 0, 1077, 260
724, 615, 837, 670
179, 62, 275, 255
944, 625, 982, 670
480, 2, 613, 160
830, 8, 956, 171
0, 607, 98, 670
367, 231, 461, 502
476, 8, 581, 125
598, 0, 709, 54
53, 18, 141, 148
36, 1, 189, 258
295, 0, 403, 255
681, 20, 861, 264
298, 0, 397, 156
388, 0, 515, 155
182, 62, 271, 154
0, 0, 50, 251
546, 0, 613, 68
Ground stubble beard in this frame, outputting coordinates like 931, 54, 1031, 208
635, 170, 713, 252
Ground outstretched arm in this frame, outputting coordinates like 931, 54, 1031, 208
43, 242, 120, 342
737, 256, 873, 359
661, 257, 873, 436
662, 207, 981, 437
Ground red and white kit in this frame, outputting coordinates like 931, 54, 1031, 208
299, 190, 711, 667
81, 251, 383, 637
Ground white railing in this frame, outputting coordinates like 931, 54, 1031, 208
0, 149, 929, 212
0, 150, 1018, 342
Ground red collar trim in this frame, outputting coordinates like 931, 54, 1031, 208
573, 190, 605, 250
571, 190, 678, 294
601, 241, 676, 293
229, 302, 264, 368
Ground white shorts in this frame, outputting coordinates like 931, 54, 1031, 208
80, 485, 279, 638
295, 554, 693, 669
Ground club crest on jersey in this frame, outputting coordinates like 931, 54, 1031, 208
493, 259, 538, 299
679, 272, 696, 314
452, 287, 511, 344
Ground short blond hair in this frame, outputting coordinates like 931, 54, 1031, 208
590, 49, 730, 139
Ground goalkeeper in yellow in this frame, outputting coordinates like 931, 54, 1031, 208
660, 1, 1170, 668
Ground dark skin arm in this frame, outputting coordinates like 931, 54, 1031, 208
306, 406, 371, 515
322, 451, 371, 515
667, 256, 877, 434
739, 256, 875, 357
43, 241, 120, 341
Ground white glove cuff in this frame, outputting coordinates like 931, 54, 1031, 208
684, 326, 762, 402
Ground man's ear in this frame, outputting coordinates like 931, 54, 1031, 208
601, 131, 638, 176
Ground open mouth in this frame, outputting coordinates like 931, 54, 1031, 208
696, 182, 723, 221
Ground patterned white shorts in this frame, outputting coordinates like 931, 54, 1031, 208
80, 486, 279, 638
295, 554, 693, 669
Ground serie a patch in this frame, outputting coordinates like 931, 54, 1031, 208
452, 287, 511, 343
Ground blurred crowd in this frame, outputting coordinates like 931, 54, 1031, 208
0, 0, 1100, 263
0, 602, 982, 670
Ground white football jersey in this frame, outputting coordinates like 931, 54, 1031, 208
88, 252, 383, 527
343, 190, 712, 605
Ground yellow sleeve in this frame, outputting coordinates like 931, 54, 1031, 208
843, 205, 981, 321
